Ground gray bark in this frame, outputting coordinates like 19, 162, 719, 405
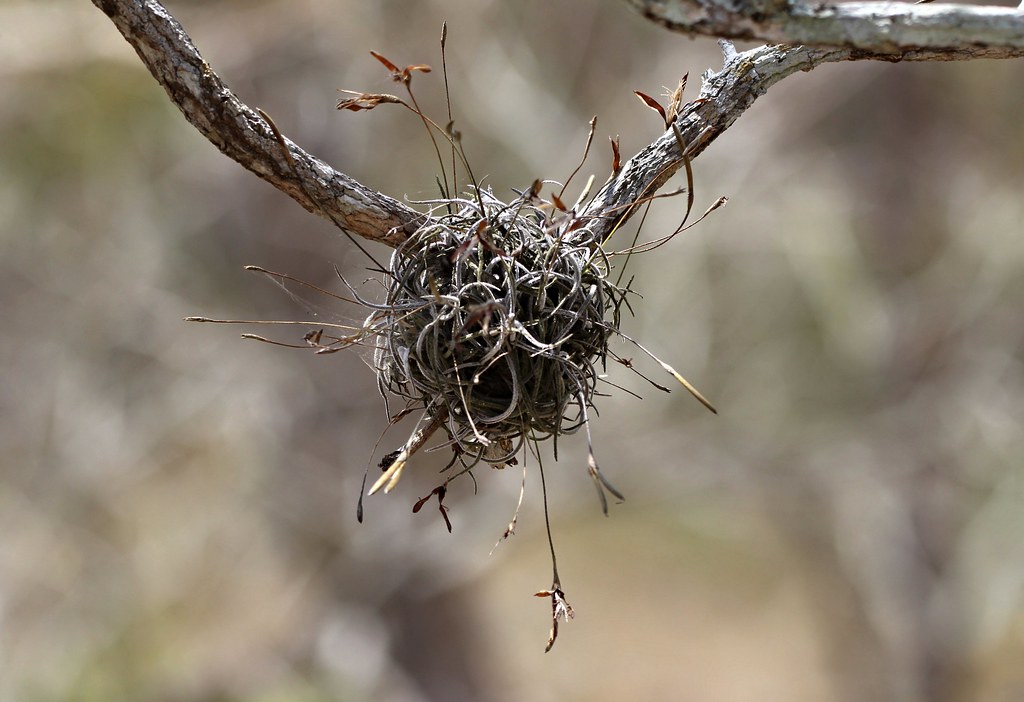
626, 0, 1024, 54
94, 0, 1024, 247
92, 0, 425, 247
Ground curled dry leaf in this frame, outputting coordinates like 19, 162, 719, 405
634, 90, 668, 127
413, 485, 452, 533
336, 91, 405, 112
610, 135, 622, 174
370, 50, 432, 84
369, 49, 401, 74
535, 586, 575, 652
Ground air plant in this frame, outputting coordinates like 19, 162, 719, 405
189, 26, 722, 651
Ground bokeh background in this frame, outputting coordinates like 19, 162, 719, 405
2, 1, 1023, 700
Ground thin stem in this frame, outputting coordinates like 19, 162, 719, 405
537, 452, 560, 586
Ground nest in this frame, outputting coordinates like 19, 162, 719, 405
370, 187, 625, 470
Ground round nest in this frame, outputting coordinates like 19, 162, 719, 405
372, 187, 625, 466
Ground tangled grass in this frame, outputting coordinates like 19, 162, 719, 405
372, 187, 624, 473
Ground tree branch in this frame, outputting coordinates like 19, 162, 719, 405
92, 0, 425, 247
583, 25, 1021, 239
94, 0, 1023, 252
626, 0, 1024, 55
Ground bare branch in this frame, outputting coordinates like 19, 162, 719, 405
582, 36, 1019, 239
586, 0, 1023, 237
92, 0, 425, 247
94, 0, 1021, 252
626, 0, 1024, 55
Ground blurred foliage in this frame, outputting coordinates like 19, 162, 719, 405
1, 1, 1023, 701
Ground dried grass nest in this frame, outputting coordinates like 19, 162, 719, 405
370, 186, 624, 486
355, 178, 718, 649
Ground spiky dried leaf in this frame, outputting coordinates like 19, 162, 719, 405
665, 73, 688, 125
369, 50, 401, 74
369, 50, 432, 84
634, 90, 668, 127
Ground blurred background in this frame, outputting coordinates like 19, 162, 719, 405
2, 1, 1023, 700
